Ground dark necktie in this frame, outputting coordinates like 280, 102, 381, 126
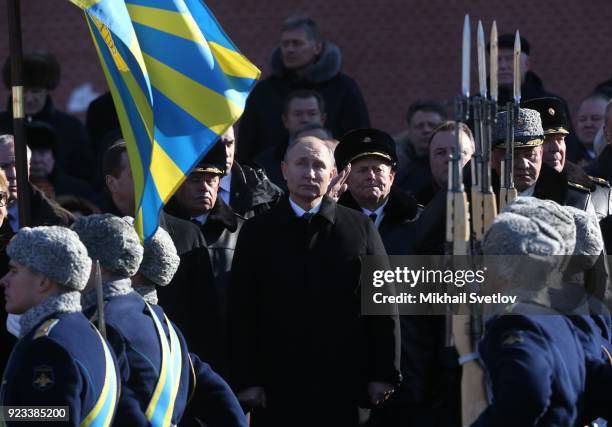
302, 212, 314, 223
369, 213, 377, 223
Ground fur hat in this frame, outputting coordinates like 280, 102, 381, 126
140, 226, 180, 286
502, 197, 576, 255
493, 107, 544, 148
71, 214, 143, 278
7, 226, 91, 291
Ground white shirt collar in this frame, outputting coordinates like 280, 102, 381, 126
288, 197, 322, 217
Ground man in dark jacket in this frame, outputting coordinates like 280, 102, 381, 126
237, 15, 370, 162
229, 136, 400, 427
1, 51, 95, 184
335, 129, 444, 427
165, 141, 243, 376
218, 126, 282, 218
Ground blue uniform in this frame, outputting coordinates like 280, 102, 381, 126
86, 289, 246, 426
570, 314, 612, 424
471, 313, 586, 427
1, 312, 119, 427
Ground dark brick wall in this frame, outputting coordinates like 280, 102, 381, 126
1, 0, 611, 134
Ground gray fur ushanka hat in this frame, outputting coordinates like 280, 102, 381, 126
71, 214, 143, 278
7, 226, 92, 291
141, 226, 180, 286
493, 107, 544, 148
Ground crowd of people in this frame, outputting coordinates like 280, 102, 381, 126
0, 13, 611, 427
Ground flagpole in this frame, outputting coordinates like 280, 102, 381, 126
6, 0, 31, 227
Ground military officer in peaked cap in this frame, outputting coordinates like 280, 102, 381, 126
336, 129, 432, 426
522, 97, 612, 222
0, 226, 119, 426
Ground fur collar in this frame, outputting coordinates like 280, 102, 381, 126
81, 277, 133, 312
20, 291, 81, 338
207, 196, 239, 232
133, 284, 158, 305
269, 41, 342, 83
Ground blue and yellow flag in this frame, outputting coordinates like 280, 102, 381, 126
69, 0, 260, 241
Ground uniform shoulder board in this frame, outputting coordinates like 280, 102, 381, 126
588, 175, 611, 187
568, 181, 590, 192
34, 318, 59, 339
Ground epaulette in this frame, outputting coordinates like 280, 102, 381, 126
588, 175, 611, 187
568, 181, 590, 192
34, 318, 59, 339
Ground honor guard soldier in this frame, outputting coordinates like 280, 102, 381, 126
132, 225, 247, 427
0, 226, 119, 426
473, 198, 587, 427
522, 97, 612, 221
74, 214, 245, 427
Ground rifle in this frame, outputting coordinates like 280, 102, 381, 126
445, 14, 470, 353
499, 31, 521, 210
93, 260, 106, 338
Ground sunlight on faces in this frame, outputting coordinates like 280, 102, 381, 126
408, 111, 444, 157
175, 172, 220, 217
429, 130, 474, 188
347, 157, 395, 210
542, 134, 566, 172
221, 127, 235, 173
577, 97, 607, 147
1, 260, 47, 314
492, 145, 543, 192
0, 140, 30, 202
281, 137, 334, 208
280, 28, 322, 70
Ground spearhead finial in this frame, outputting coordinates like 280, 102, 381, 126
477, 20, 487, 98
461, 14, 471, 97
513, 30, 521, 103
490, 21, 498, 102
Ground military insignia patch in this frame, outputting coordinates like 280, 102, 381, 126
32, 366, 54, 391
502, 331, 524, 347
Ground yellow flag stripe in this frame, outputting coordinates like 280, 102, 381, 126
142, 53, 243, 134
126, 4, 258, 79
150, 142, 187, 205
87, 16, 146, 202
70, 0, 101, 10
127, 4, 206, 45
209, 42, 260, 79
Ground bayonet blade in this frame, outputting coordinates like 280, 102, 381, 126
462, 14, 471, 97
477, 20, 487, 98
513, 30, 521, 103
490, 21, 498, 102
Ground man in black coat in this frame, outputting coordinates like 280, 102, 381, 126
237, 16, 370, 162
336, 129, 447, 427
166, 140, 244, 377
229, 136, 400, 427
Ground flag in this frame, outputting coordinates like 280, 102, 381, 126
69, 0, 260, 241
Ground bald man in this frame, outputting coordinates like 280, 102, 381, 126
228, 137, 400, 427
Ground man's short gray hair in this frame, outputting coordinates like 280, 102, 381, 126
284, 136, 336, 169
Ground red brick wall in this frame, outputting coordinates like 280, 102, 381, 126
1, 0, 611, 135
